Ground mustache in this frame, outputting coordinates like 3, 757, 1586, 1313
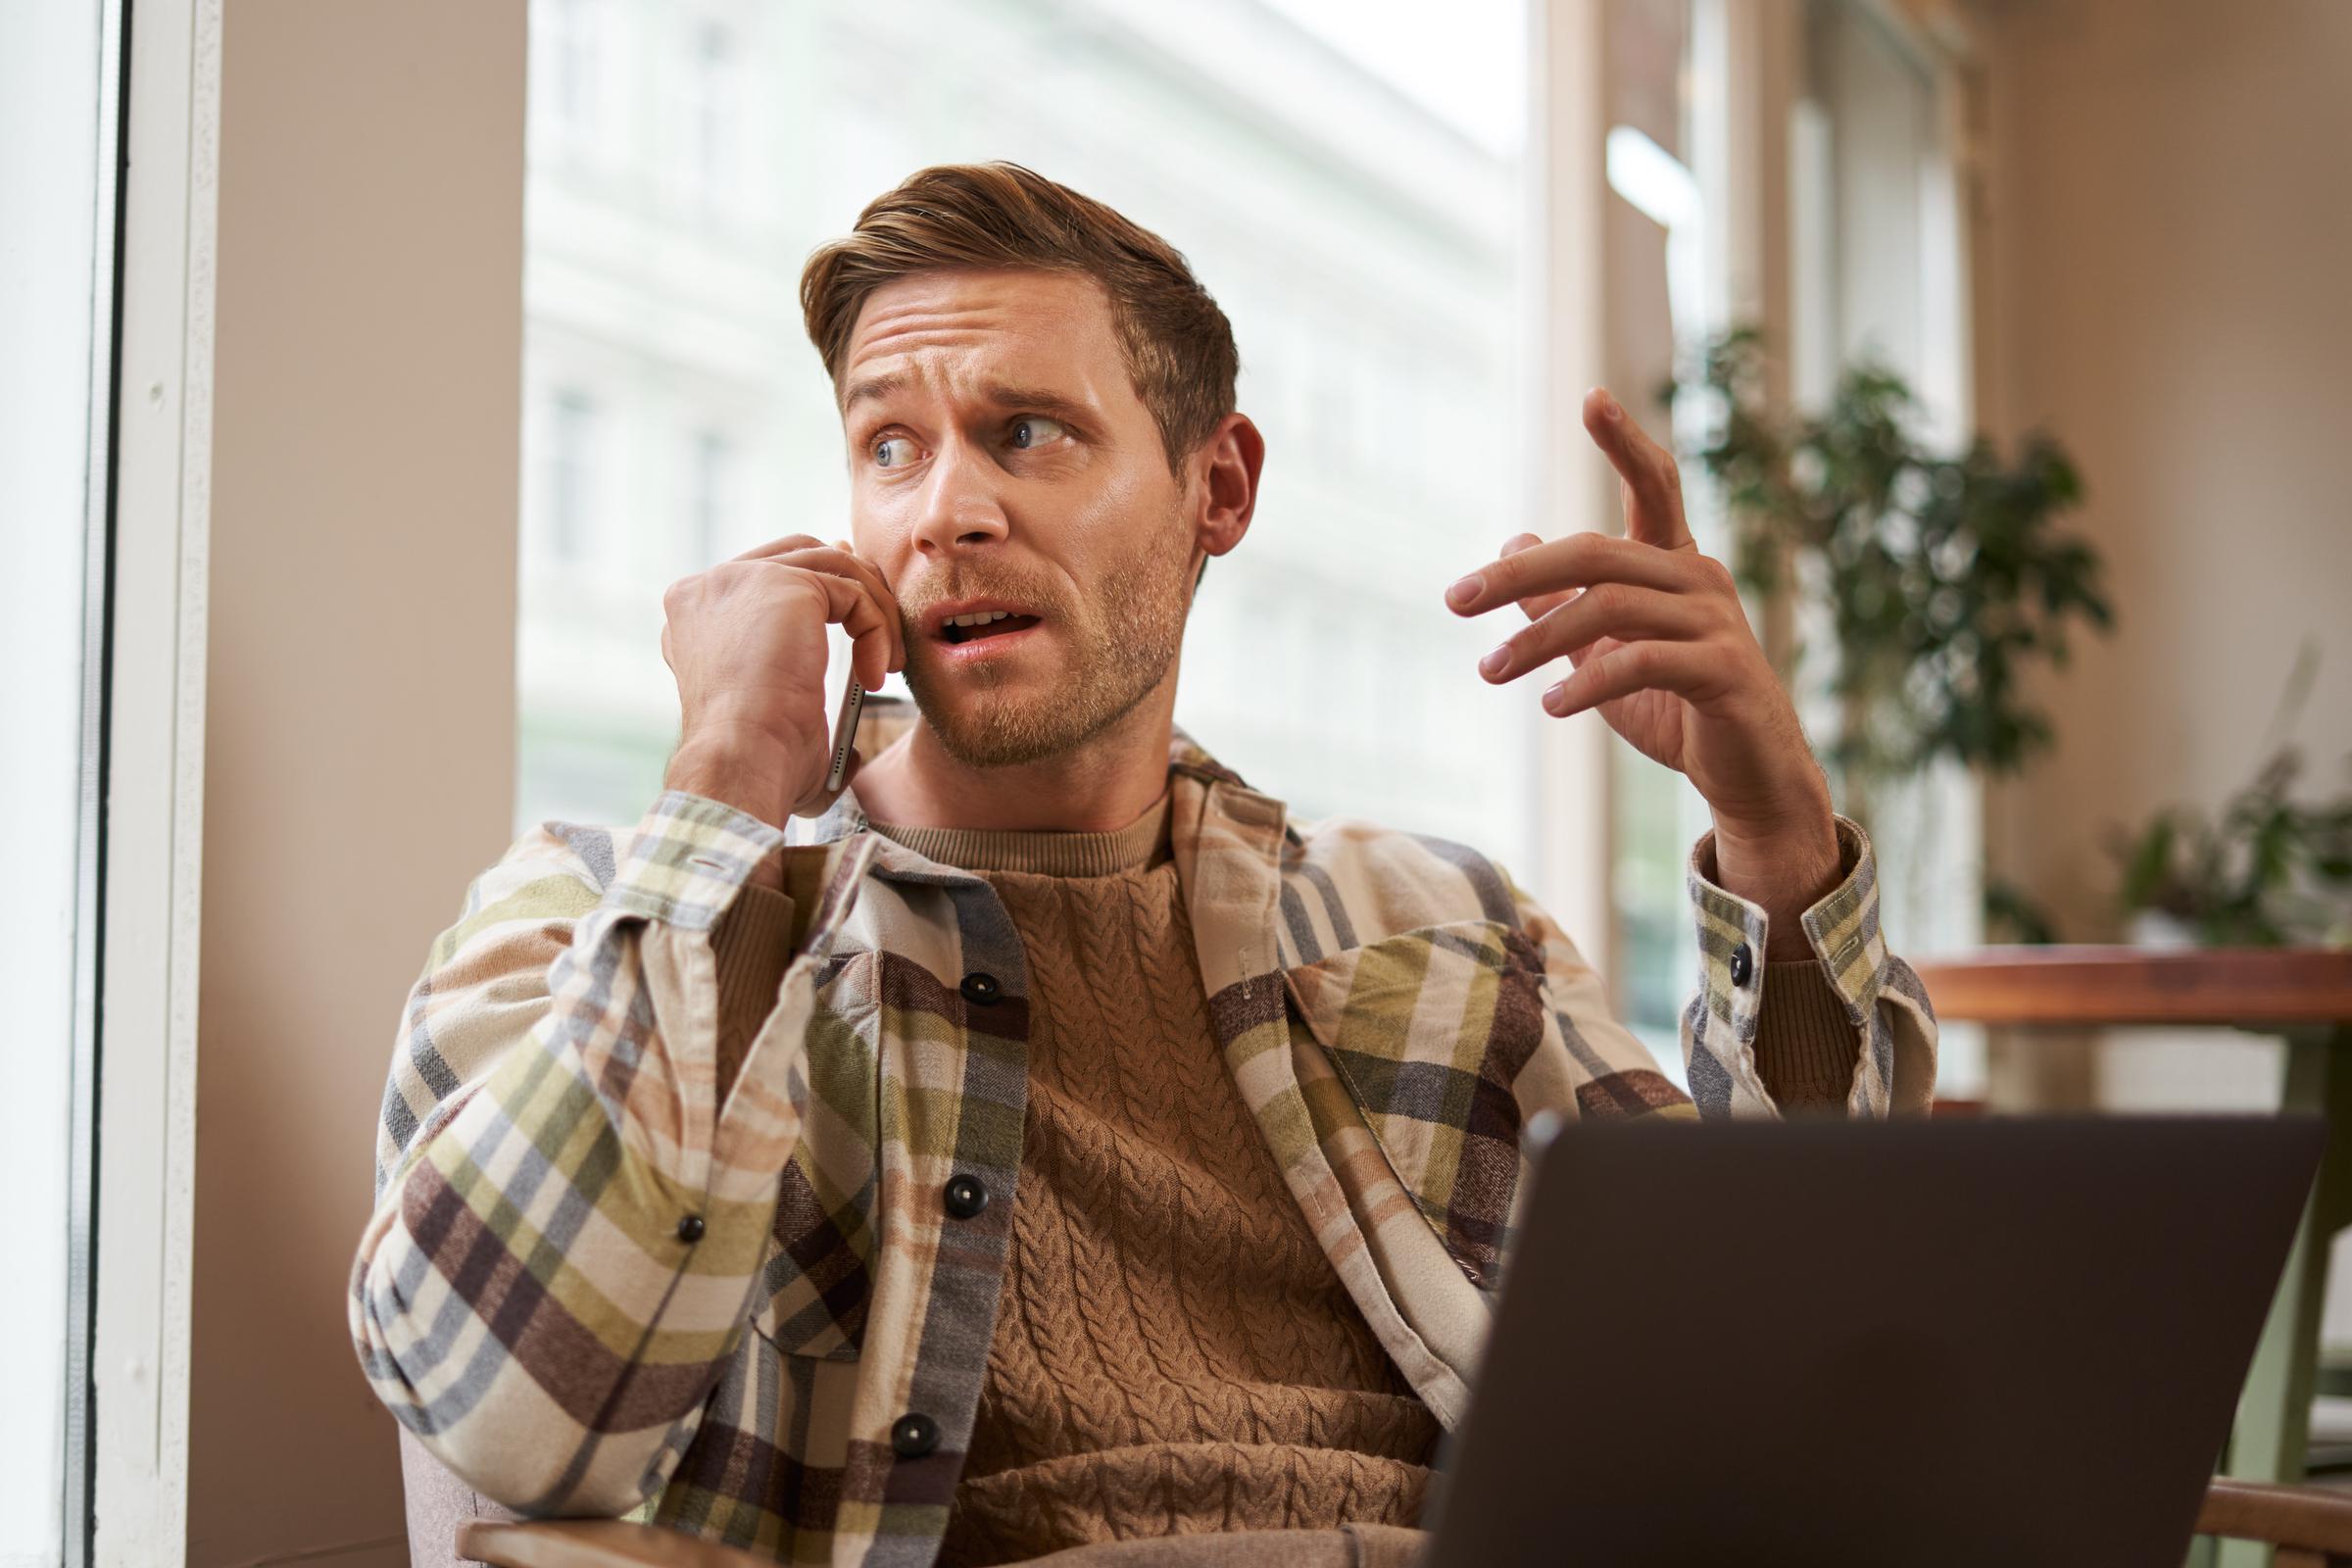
896, 571, 1069, 628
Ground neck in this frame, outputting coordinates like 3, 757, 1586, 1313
852, 674, 1179, 833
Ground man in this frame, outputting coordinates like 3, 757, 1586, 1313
353, 163, 1935, 1568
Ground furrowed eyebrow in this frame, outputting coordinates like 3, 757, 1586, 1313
839, 373, 1094, 427
841, 370, 905, 414
978, 382, 1095, 424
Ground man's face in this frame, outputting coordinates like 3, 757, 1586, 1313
839, 268, 1199, 769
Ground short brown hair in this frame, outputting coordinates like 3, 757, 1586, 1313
800, 162, 1239, 472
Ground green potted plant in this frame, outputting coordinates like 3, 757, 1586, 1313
1664, 326, 2116, 940
2107, 652, 2352, 950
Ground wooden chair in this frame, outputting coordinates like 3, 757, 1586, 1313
2198, 1480, 2352, 1566
415, 1474, 2352, 1566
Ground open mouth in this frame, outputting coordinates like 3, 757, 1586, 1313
940, 612, 1043, 647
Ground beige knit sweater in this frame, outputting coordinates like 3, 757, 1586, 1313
869, 797, 1437, 1567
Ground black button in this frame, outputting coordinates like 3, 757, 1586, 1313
675, 1214, 706, 1244
1729, 943, 1754, 987
943, 1174, 989, 1220
890, 1412, 940, 1458
958, 971, 1002, 1005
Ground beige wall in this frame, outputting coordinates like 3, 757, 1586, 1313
191, 3, 524, 1563
1975, 0, 2352, 944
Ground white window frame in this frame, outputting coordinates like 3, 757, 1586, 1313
91, 0, 220, 1563
1524, 0, 1624, 982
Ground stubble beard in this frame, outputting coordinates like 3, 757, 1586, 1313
904, 514, 1194, 770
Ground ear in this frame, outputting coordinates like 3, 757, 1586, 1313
1189, 412, 1263, 564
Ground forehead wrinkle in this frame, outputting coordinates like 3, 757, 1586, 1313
840, 274, 1129, 422
841, 313, 1010, 415
849, 299, 1012, 357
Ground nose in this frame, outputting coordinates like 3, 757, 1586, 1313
909, 437, 1010, 561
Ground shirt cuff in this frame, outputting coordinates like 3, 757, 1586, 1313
1684, 813, 1909, 1116
602, 789, 789, 933
1686, 812, 1886, 1011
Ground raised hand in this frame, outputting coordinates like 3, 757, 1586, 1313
660, 533, 904, 827
1445, 388, 1839, 942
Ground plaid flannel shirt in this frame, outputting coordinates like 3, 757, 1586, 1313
351, 697, 1936, 1566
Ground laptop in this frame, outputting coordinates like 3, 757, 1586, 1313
1419, 1114, 2327, 1568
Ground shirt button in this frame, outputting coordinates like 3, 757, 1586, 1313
675, 1214, 706, 1244
1729, 943, 1754, 987
943, 1174, 989, 1220
890, 1411, 940, 1458
958, 971, 1002, 1005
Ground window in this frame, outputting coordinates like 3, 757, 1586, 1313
689, 427, 735, 568
686, 21, 740, 204
1602, 0, 1718, 1058
514, 0, 1543, 891
546, 389, 598, 565
1788, 0, 1984, 1092
547, 0, 602, 152
4, 7, 109, 1551
1601, 0, 1984, 1086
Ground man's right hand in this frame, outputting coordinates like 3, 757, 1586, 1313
659, 533, 904, 831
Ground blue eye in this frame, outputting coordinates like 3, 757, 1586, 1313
1008, 416, 1067, 450
873, 436, 920, 468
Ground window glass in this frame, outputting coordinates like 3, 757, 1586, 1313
1603, 0, 1713, 1061
546, 389, 598, 564
1, 7, 109, 1558
687, 22, 740, 204
515, 0, 1543, 893
1604, 0, 1981, 1077
1791, 0, 1984, 1091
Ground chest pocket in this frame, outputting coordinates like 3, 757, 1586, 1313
1281, 918, 1548, 1286
751, 950, 878, 1361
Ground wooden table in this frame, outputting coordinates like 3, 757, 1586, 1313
1913, 947, 2352, 1568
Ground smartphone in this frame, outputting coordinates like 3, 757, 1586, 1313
821, 619, 863, 795
825, 678, 864, 794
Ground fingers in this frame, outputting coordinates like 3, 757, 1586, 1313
1447, 530, 1697, 619
778, 544, 905, 673
730, 532, 829, 563
770, 564, 896, 689
1478, 583, 1713, 684
1582, 387, 1693, 552
725, 533, 905, 673
1539, 640, 1722, 717
1497, 533, 1570, 621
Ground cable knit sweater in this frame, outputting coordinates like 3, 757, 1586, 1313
868, 795, 1439, 1568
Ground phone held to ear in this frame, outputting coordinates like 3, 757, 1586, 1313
825, 676, 863, 795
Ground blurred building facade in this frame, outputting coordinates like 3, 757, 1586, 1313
514, 0, 1542, 886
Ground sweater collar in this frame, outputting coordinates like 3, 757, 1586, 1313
798, 692, 1298, 853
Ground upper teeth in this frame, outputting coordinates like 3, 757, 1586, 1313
948, 611, 1016, 627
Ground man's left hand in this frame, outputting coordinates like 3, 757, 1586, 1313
1443, 386, 1840, 953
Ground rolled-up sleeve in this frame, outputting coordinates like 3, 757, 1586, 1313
1680, 813, 1938, 1118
